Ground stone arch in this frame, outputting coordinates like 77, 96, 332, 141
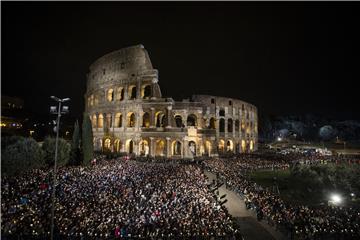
98, 114, 104, 128
241, 140, 246, 153
228, 118, 233, 132
218, 139, 225, 153
127, 112, 136, 127
142, 112, 150, 128
205, 140, 212, 155
188, 141, 196, 156
141, 84, 152, 99
250, 140, 254, 152
92, 114, 97, 128
139, 139, 149, 156
129, 85, 137, 99
209, 117, 216, 129
226, 140, 234, 152
172, 140, 182, 156
104, 138, 111, 150
115, 113, 122, 128
116, 87, 124, 101
187, 114, 197, 127
114, 139, 121, 152
107, 89, 114, 102
126, 139, 134, 154
155, 111, 166, 127
174, 115, 183, 128
219, 118, 225, 132
155, 139, 165, 156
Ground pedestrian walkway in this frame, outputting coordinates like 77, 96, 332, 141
205, 171, 287, 240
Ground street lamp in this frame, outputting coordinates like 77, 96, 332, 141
49, 96, 70, 240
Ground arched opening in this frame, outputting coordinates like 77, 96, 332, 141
92, 114, 97, 128
127, 112, 136, 128
250, 140, 254, 151
188, 141, 196, 156
226, 140, 234, 152
172, 141, 182, 156
114, 139, 121, 152
174, 115, 183, 128
228, 118, 233, 132
139, 140, 149, 156
128, 140, 134, 153
116, 87, 124, 101
205, 141, 212, 155
156, 139, 165, 156
155, 111, 166, 127
241, 140, 246, 152
90, 95, 94, 106
129, 86, 137, 99
107, 89, 114, 102
104, 138, 111, 150
142, 85, 152, 99
218, 140, 225, 153
115, 113, 122, 128
219, 118, 225, 132
142, 112, 150, 128
209, 117, 216, 129
235, 120, 240, 132
98, 114, 104, 128
187, 114, 197, 127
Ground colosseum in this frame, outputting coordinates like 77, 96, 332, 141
85, 45, 258, 158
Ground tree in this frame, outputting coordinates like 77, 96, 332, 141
82, 113, 94, 165
319, 125, 335, 141
42, 136, 71, 166
2, 137, 44, 176
69, 120, 81, 165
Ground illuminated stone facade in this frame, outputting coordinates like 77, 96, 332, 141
85, 45, 258, 158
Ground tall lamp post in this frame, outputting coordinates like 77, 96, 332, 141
49, 96, 70, 240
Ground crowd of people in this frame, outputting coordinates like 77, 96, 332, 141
1, 159, 241, 239
204, 154, 360, 239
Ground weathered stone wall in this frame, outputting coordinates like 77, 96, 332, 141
85, 45, 258, 158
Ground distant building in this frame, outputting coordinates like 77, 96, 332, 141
85, 45, 258, 158
1, 96, 24, 134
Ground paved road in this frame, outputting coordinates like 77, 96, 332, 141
205, 171, 287, 240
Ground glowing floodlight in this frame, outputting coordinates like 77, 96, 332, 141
330, 194, 342, 205
277, 137, 282, 141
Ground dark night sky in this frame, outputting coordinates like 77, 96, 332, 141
2, 2, 360, 121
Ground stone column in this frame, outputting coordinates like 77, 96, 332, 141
124, 84, 129, 100
150, 107, 155, 128
166, 106, 172, 128
136, 80, 141, 99
183, 139, 188, 158
166, 137, 171, 158
150, 137, 155, 157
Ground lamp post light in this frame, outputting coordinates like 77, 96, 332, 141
49, 96, 70, 240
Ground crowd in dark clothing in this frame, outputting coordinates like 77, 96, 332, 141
204, 154, 360, 240
2, 159, 241, 239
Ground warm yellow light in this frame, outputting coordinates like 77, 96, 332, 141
30, 130, 34, 136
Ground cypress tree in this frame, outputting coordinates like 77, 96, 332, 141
82, 113, 94, 165
69, 120, 81, 165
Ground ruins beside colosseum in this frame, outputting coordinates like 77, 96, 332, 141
85, 44, 258, 158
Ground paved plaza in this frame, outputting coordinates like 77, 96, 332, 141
205, 171, 287, 240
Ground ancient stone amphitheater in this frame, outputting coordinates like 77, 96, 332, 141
85, 45, 257, 158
